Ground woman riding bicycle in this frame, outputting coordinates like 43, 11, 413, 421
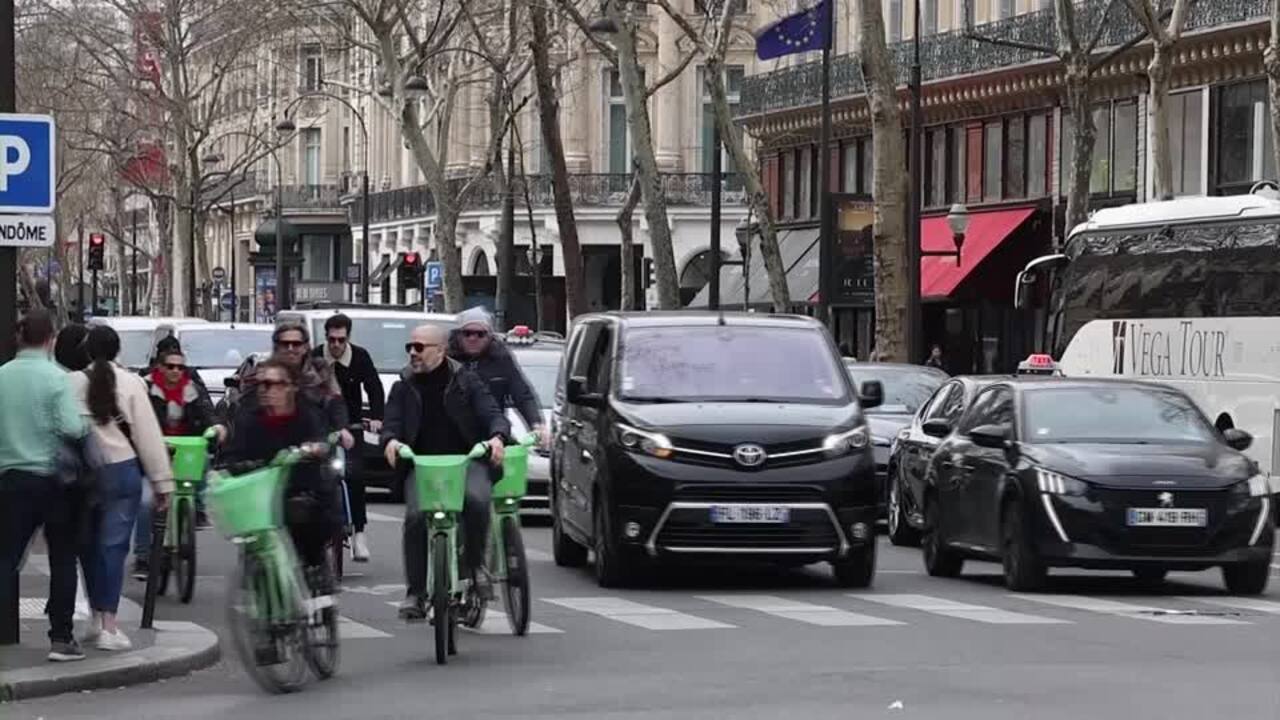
220, 357, 340, 594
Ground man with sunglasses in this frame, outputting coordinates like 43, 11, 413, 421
448, 307, 548, 447
311, 313, 384, 561
382, 324, 508, 620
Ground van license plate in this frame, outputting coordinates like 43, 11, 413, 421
1126, 508, 1207, 527
710, 505, 790, 524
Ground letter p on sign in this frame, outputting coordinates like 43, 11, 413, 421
0, 114, 56, 214
0, 135, 30, 192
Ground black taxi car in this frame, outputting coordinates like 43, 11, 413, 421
550, 312, 884, 588
922, 377, 1273, 594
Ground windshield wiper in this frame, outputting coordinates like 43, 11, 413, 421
623, 396, 685, 404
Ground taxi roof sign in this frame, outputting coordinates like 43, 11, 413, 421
1017, 353, 1062, 375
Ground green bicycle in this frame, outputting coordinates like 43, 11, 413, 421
155, 427, 217, 603
397, 433, 535, 665
208, 440, 342, 694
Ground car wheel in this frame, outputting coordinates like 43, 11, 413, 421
1222, 559, 1270, 596
887, 470, 921, 548
1001, 497, 1047, 592
832, 539, 876, 588
593, 500, 640, 588
551, 490, 588, 568
922, 495, 964, 578
1131, 568, 1167, 588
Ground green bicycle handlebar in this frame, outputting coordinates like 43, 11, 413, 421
517, 432, 538, 448
397, 441, 494, 461
201, 427, 219, 441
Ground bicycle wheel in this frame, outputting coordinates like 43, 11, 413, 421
177, 501, 197, 604
303, 561, 340, 680
331, 531, 345, 582
501, 516, 531, 636
225, 549, 309, 694
431, 533, 450, 665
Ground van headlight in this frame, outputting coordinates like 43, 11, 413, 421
616, 423, 674, 459
1240, 474, 1271, 498
823, 426, 869, 456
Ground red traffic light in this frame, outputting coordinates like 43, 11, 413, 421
89, 233, 105, 246
403, 252, 419, 265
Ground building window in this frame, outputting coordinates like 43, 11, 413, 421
1169, 89, 1204, 196
799, 147, 813, 218
842, 140, 857, 192
1215, 80, 1276, 193
1028, 114, 1049, 197
1062, 99, 1139, 197
302, 128, 321, 187
782, 151, 796, 219
700, 66, 743, 174
606, 70, 631, 174
924, 128, 945, 207
983, 121, 1003, 202
996, 0, 1014, 20
922, 0, 938, 35
302, 235, 333, 282
301, 45, 323, 91
949, 125, 966, 203
1005, 116, 1026, 199
889, 0, 903, 42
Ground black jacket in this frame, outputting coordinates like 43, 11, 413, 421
144, 371, 215, 437
311, 343, 385, 424
219, 355, 348, 437
447, 332, 542, 428
380, 358, 510, 479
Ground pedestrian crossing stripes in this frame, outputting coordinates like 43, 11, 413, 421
856, 594, 1070, 625
338, 615, 393, 639
1179, 597, 1280, 615
463, 609, 563, 635
1012, 595, 1249, 625
697, 594, 904, 627
544, 597, 734, 630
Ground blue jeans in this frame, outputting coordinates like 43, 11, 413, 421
85, 459, 143, 613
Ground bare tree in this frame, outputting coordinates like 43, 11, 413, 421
650, 0, 791, 312
1126, 0, 1189, 201
1265, 0, 1280, 175
615, 177, 642, 310
855, 0, 909, 361
966, 0, 1150, 234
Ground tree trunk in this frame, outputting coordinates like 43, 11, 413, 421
1063, 63, 1096, 239
433, 203, 467, 312
530, 0, 587, 319
857, 0, 910, 362
1147, 40, 1174, 201
705, 58, 789, 312
1265, 0, 1280, 176
616, 177, 642, 310
495, 139, 516, 331
610, 0, 679, 310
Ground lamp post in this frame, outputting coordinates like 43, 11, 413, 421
202, 153, 236, 320
277, 88, 375, 303
733, 213, 755, 311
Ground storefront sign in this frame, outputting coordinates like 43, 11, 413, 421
829, 198, 876, 307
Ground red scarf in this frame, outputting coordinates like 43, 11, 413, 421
150, 368, 192, 436
261, 408, 296, 435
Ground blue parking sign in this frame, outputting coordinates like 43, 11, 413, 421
0, 114, 55, 214
426, 261, 443, 291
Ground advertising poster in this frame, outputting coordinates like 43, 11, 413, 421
832, 199, 876, 307
256, 267, 277, 323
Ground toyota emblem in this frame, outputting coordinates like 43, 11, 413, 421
733, 444, 767, 468
1157, 492, 1174, 508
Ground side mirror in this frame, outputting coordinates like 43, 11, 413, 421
858, 380, 884, 410
921, 418, 951, 439
566, 376, 603, 408
1222, 428, 1253, 452
970, 423, 1014, 450
224, 376, 239, 389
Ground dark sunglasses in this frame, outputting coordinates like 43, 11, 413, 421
461, 329, 488, 339
163, 363, 186, 371
326, 335, 348, 344
259, 379, 290, 389
405, 342, 441, 354
276, 340, 307, 350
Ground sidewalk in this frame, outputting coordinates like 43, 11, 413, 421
0, 556, 220, 702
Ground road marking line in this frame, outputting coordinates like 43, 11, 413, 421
1012, 595, 1248, 625
365, 511, 401, 523
856, 594, 1070, 624
543, 597, 734, 630
464, 609, 563, 635
1178, 597, 1280, 615
525, 549, 553, 562
338, 615, 393, 638
697, 594, 903, 627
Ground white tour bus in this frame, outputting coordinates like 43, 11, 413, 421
1016, 189, 1280, 476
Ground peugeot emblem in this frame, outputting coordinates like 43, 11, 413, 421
733, 444, 767, 468
1158, 492, 1175, 508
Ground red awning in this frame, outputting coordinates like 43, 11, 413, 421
921, 207, 1035, 299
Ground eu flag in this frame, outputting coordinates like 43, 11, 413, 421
754, 0, 832, 61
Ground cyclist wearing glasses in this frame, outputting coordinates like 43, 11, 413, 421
381, 324, 509, 621
311, 314, 384, 562
449, 308, 548, 447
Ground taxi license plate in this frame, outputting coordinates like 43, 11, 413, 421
1126, 508, 1208, 527
710, 505, 790, 524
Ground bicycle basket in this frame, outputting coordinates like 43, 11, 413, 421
207, 465, 286, 537
410, 454, 470, 514
492, 444, 528, 500
165, 436, 209, 484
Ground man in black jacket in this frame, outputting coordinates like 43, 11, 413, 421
449, 307, 546, 445
312, 313, 384, 561
381, 324, 509, 620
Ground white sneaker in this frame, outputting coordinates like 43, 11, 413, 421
96, 629, 133, 652
82, 616, 102, 644
352, 532, 370, 562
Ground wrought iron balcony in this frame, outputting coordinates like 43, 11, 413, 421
739, 0, 1266, 118
349, 173, 747, 225
278, 184, 346, 211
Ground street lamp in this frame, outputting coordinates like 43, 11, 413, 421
733, 214, 756, 311
202, 152, 237, 320
277, 89, 373, 303
377, 74, 430, 99
942, 203, 970, 264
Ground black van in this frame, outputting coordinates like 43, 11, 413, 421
549, 312, 884, 588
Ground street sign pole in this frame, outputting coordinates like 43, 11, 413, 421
0, 0, 15, 648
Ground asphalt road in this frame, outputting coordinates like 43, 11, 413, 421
9, 500, 1280, 719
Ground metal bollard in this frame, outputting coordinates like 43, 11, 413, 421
139, 512, 167, 630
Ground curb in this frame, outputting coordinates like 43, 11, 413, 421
0, 621, 221, 703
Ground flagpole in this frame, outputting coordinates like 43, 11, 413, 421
816, 0, 834, 327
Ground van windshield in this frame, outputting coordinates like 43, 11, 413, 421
617, 326, 848, 404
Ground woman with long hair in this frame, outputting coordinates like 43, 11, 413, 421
69, 325, 173, 651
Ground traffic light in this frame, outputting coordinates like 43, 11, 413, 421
642, 257, 654, 287
398, 251, 422, 290
87, 233, 106, 271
